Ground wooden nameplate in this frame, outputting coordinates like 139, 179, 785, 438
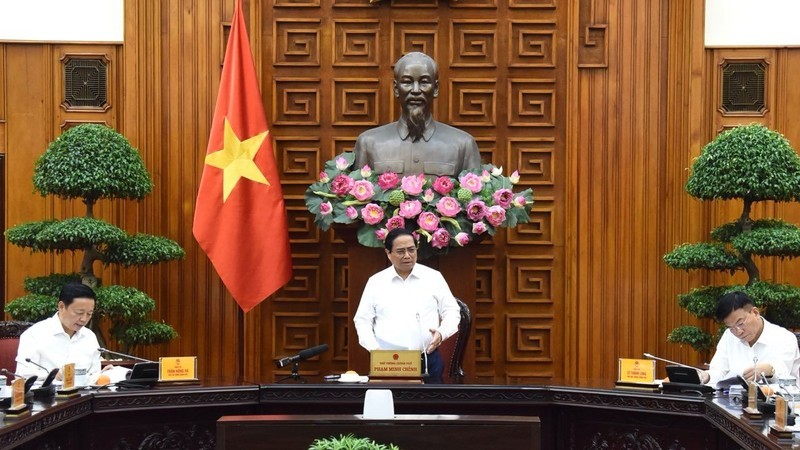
56, 387, 81, 399
769, 424, 793, 439
3, 404, 31, 421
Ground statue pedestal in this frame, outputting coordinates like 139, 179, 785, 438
337, 225, 476, 376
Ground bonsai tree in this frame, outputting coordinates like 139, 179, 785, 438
664, 124, 800, 351
4, 124, 185, 353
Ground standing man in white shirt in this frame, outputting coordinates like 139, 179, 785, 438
15, 282, 103, 385
699, 291, 800, 388
354, 228, 461, 382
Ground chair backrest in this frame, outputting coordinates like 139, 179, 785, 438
0, 321, 33, 380
439, 298, 471, 383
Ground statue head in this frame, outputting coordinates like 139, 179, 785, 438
393, 52, 440, 142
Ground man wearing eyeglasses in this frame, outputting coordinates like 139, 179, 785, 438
698, 291, 800, 387
354, 228, 460, 382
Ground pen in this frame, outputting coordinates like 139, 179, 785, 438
323, 374, 341, 381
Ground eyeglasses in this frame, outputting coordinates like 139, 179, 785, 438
727, 310, 754, 332
393, 247, 417, 257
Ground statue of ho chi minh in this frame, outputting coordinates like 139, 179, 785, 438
353, 52, 482, 177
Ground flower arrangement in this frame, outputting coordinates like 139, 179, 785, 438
304, 152, 534, 258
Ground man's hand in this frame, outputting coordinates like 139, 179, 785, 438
426, 329, 442, 354
698, 370, 710, 384
742, 363, 774, 382
55, 369, 63, 381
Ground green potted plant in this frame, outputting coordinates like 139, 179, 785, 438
664, 123, 800, 351
308, 434, 400, 450
4, 124, 184, 353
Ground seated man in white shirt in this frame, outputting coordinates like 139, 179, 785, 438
353, 228, 461, 382
699, 291, 800, 388
15, 282, 104, 386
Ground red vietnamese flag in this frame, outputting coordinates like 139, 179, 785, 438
193, 0, 292, 311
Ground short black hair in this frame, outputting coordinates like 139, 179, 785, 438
715, 291, 754, 322
59, 282, 96, 307
384, 228, 416, 251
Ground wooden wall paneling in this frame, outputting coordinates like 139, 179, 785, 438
1, 45, 5, 305
569, 0, 687, 382
117, 0, 244, 381
775, 51, 800, 289
5, 45, 53, 307
262, 0, 567, 381
660, 0, 712, 373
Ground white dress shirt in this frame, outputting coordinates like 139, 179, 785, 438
354, 263, 461, 352
707, 316, 800, 388
15, 313, 102, 384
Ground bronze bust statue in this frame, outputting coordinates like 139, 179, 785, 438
353, 52, 482, 176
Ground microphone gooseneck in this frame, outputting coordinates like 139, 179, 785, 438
25, 358, 50, 373
642, 353, 696, 369
98, 347, 155, 363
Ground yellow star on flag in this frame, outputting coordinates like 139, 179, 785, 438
205, 118, 270, 201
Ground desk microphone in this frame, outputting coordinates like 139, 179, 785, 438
275, 344, 329, 368
24, 358, 60, 387
98, 347, 155, 363
24, 358, 50, 373
416, 313, 429, 377
1, 368, 24, 379
1, 369, 37, 392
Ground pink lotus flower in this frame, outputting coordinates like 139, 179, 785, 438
486, 205, 506, 227
330, 174, 355, 195
378, 172, 400, 190
481, 170, 491, 182
509, 170, 520, 184
345, 206, 358, 219
360, 165, 372, 178
319, 201, 333, 215
417, 212, 440, 232
401, 174, 425, 196
398, 200, 422, 218
472, 222, 487, 234
386, 216, 405, 230
459, 173, 483, 194
319, 172, 330, 183
375, 228, 388, 240
513, 196, 527, 208
455, 232, 470, 246
335, 157, 349, 170
432, 176, 455, 195
423, 188, 435, 203
492, 189, 514, 208
466, 199, 488, 221
350, 180, 375, 201
431, 228, 451, 249
412, 231, 420, 242
361, 203, 385, 225
436, 196, 461, 217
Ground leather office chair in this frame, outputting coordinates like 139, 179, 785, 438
439, 298, 471, 383
0, 321, 32, 380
